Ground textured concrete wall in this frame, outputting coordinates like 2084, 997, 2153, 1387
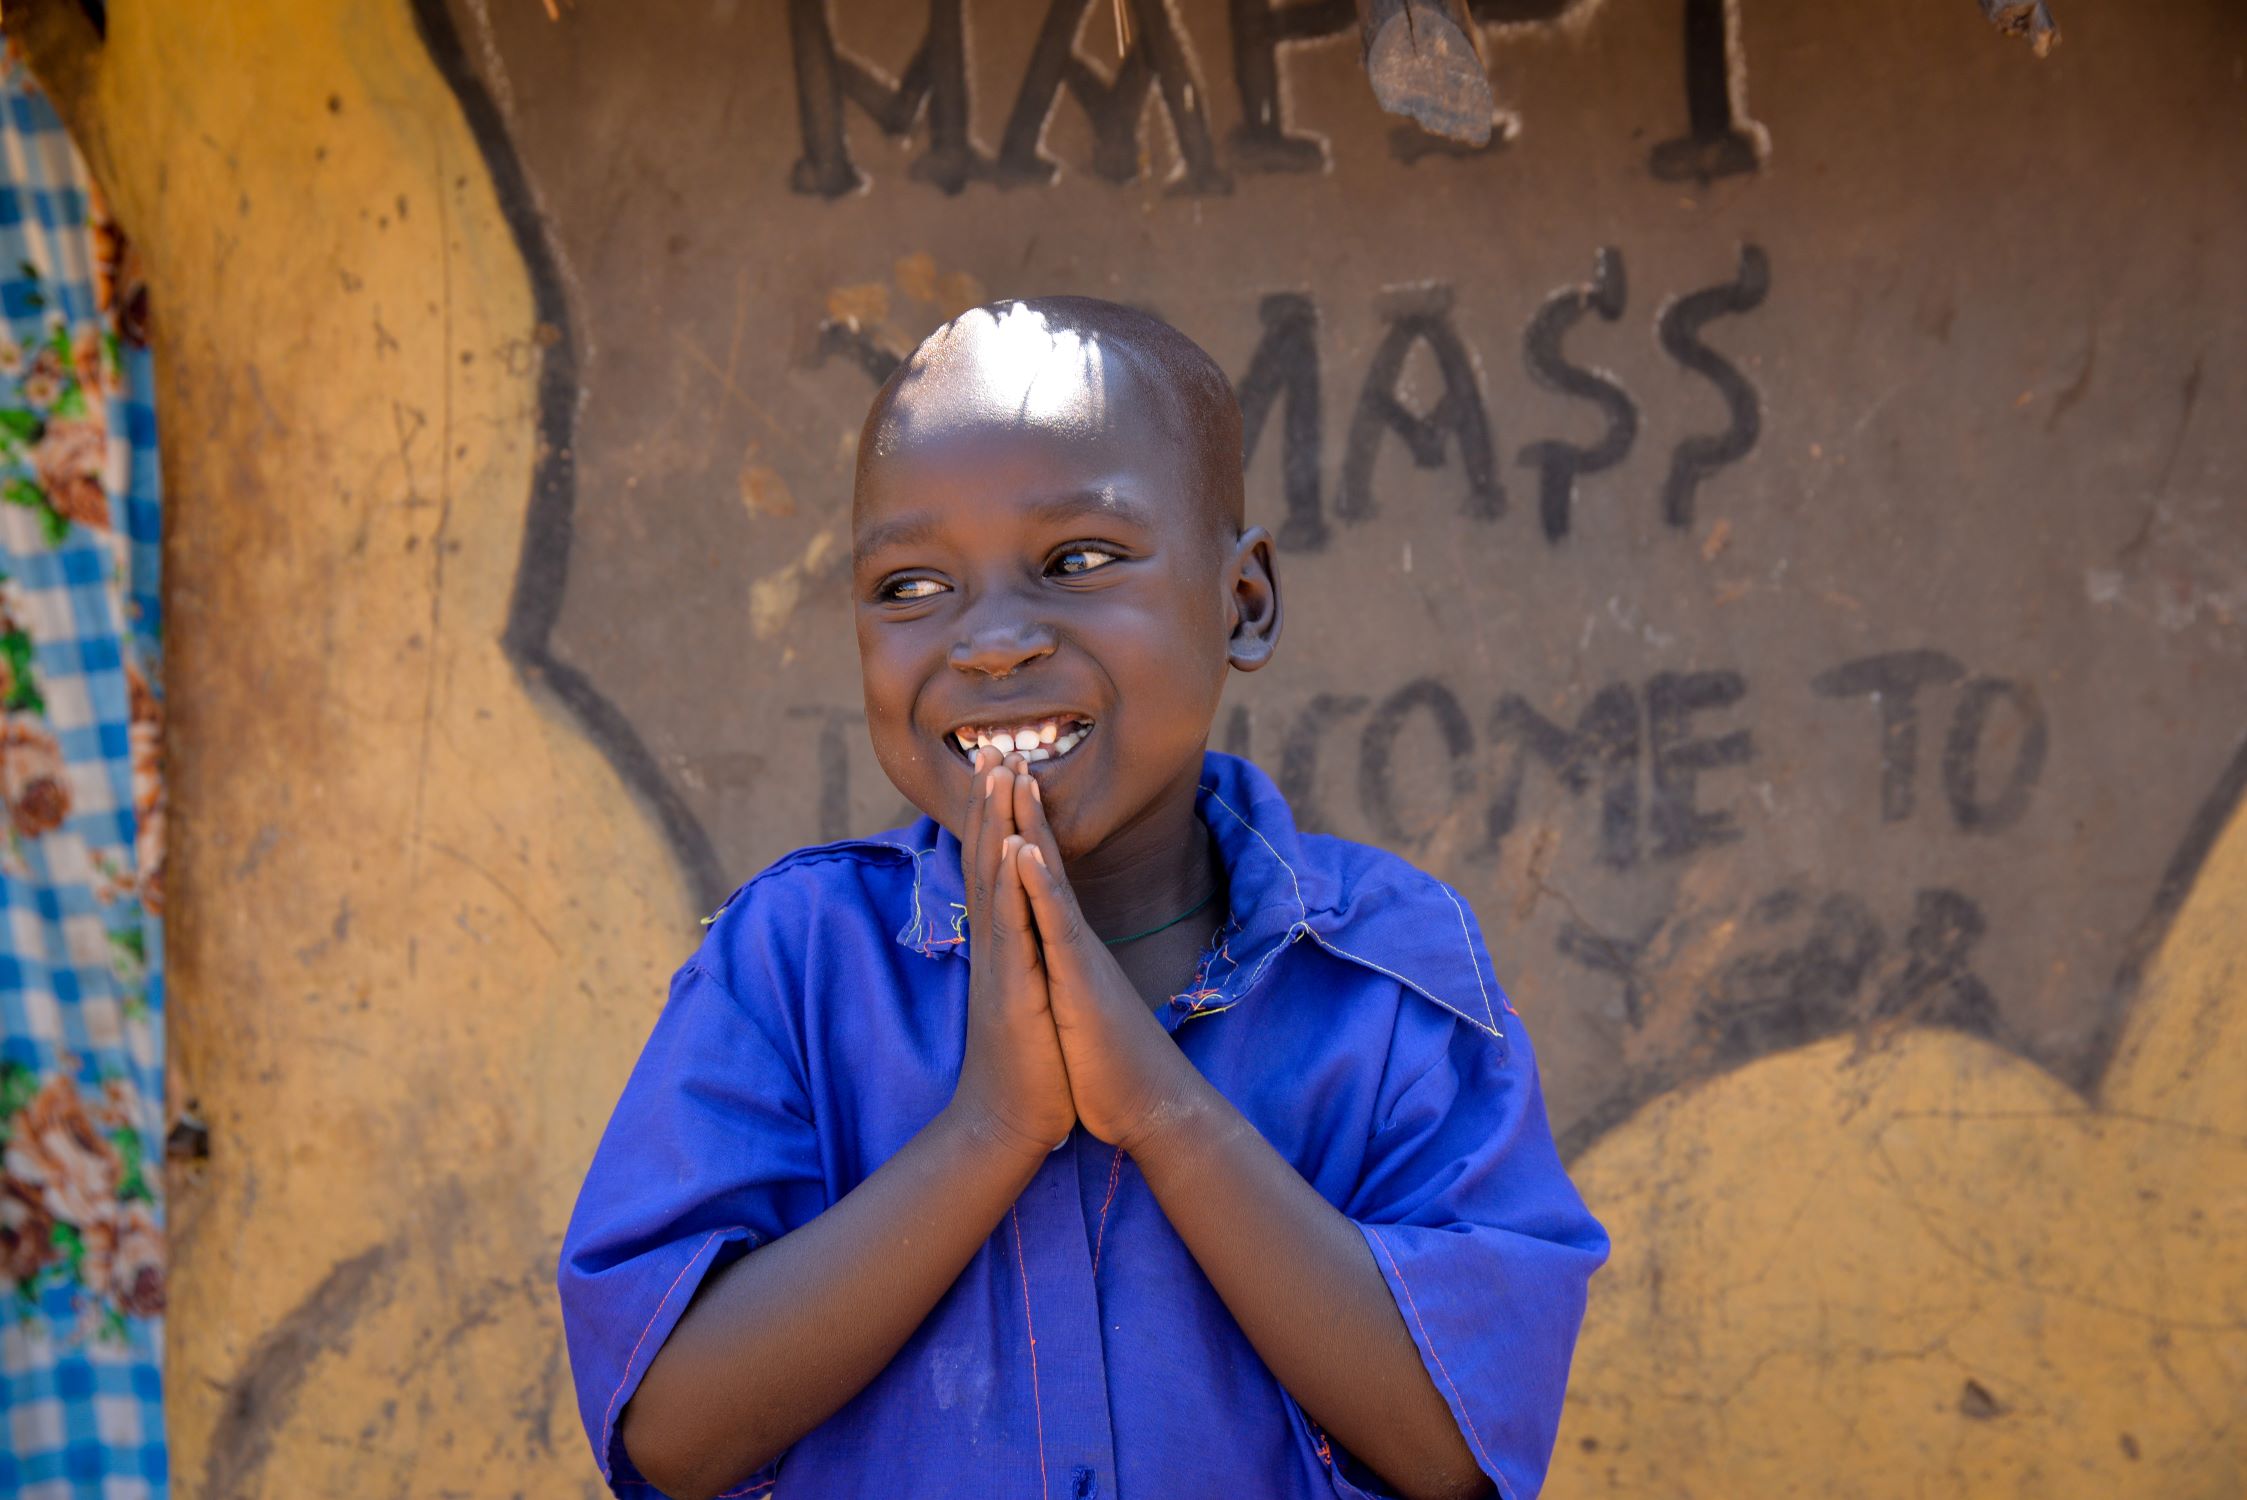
14, 0, 2244, 1494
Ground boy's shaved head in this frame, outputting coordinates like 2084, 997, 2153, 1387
859, 297, 1244, 536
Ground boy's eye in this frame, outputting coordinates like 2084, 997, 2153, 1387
880, 576, 948, 602
1050, 545, 1121, 577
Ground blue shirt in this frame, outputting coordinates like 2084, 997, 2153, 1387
559, 752, 1608, 1500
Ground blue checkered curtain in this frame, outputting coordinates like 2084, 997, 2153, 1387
0, 48, 169, 1500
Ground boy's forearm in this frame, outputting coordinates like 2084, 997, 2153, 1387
619, 1102, 1048, 1500
1127, 1072, 1493, 1500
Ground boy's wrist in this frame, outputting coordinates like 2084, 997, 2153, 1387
932, 1097, 1068, 1180
1116, 1069, 1230, 1177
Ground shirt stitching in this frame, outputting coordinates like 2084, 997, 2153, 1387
1363, 1225, 1509, 1498
1436, 883, 1506, 1031
1201, 783, 1308, 921
601, 1228, 724, 1482
1008, 1204, 1052, 1500
1089, 1146, 1125, 1278
1203, 782, 1506, 1043
1302, 930, 1505, 1042
1200, 784, 1314, 1009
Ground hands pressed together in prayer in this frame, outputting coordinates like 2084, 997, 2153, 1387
948, 747, 1492, 1499
948, 746, 1202, 1163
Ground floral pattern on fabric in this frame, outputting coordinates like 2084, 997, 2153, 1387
0, 46, 168, 1499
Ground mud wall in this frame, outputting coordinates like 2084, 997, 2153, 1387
15, 0, 2244, 1493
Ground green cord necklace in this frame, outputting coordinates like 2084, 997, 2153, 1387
1101, 885, 1219, 946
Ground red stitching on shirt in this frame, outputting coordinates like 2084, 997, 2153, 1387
714, 1477, 777, 1496
1010, 1204, 1052, 1500
1364, 1225, 1505, 1492
601, 1229, 723, 1478
1089, 1146, 1125, 1277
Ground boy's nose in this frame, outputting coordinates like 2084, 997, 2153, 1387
948, 617, 1057, 679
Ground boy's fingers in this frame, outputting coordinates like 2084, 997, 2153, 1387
990, 757, 1019, 849
1019, 845, 1095, 983
1015, 772, 1065, 882
993, 835, 1041, 977
962, 750, 988, 919
968, 750, 1007, 932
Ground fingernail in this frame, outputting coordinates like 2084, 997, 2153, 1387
1029, 779, 1042, 803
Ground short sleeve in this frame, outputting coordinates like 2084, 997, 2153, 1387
1328, 1003, 1610, 1500
556, 889, 827, 1497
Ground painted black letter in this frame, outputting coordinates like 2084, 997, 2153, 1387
1873, 888, 1997, 1033
1279, 693, 1368, 833
1237, 293, 1327, 551
1697, 885, 1882, 1060
1342, 284, 1500, 524
1519, 246, 1637, 542
1943, 677, 2048, 833
788, 0, 984, 198
1226, 0, 1353, 172
1360, 678, 1476, 846
1648, 0, 1767, 182
1811, 650, 1967, 823
1658, 243, 1769, 529
997, 0, 1231, 194
1647, 668, 1753, 858
1486, 684, 1639, 867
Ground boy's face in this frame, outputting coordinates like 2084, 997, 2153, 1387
852, 331, 1274, 860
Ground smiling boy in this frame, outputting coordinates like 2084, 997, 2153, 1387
558, 299, 1608, 1500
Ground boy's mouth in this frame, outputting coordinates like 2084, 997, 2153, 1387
947, 714, 1096, 766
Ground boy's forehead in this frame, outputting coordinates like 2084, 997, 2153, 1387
861, 324, 1200, 513
874, 303, 1178, 447
855, 300, 1243, 547
851, 413, 1206, 557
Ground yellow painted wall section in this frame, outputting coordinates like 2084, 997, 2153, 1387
13, 1, 2244, 1495
1547, 797, 2247, 1492
15, 1, 689, 1494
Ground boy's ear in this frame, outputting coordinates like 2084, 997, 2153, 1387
1224, 525, 1282, 673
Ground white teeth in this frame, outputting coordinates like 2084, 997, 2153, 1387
956, 720, 1091, 762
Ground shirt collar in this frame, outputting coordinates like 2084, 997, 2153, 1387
881, 752, 1507, 1039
